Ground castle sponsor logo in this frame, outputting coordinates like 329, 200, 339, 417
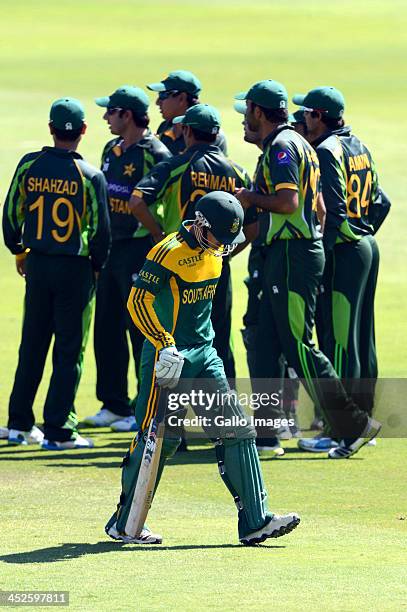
178, 254, 204, 267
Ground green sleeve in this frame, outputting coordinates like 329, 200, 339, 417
87, 171, 111, 271
268, 141, 300, 190
2, 154, 36, 255
317, 145, 348, 249
133, 160, 174, 205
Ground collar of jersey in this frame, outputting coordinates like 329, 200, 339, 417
179, 221, 200, 249
312, 125, 352, 148
262, 123, 295, 149
42, 146, 83, 159
185, 143, 221, 154
113, 130, 153, 153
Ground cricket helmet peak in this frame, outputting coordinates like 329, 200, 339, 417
192, 191, 245, 256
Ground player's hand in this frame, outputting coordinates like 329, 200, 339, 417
235, 188, 253, 209
15, 253, 27, 277
155, 346, 184, 389
152, 230, 166, 244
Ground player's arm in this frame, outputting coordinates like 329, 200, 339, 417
2, 156, 32, 256
129, 159, 174, 242
367, 158, 391, 234
316, 191, 326, 233
87, 171, 112, 273
127, 254, 175, 350
235, 144, 299, 214
316, 146, 348, 248
128, 193, 165, 243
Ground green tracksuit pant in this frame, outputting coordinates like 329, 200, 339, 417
257, 238, 368, 438
242, 246, 297, 437
8, 251, 94, 441
318, 235, 379, 415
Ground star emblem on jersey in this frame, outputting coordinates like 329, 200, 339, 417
123, 163, 136, 177
230, 218, 240, 233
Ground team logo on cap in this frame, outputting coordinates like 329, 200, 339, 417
230, 218, 240, 233
65, 122, 73, 130
277, 151, 290, 165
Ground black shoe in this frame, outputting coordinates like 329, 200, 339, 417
177, 438, 188, 453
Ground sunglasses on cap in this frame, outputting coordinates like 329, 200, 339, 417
157, 90, 180, 101
106, 107, 123, 115
302, 107, 328, 114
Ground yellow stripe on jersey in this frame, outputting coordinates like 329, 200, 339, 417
275, 182, 298, 191
127, 287, 175, 350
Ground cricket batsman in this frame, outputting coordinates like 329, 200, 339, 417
106, 191, 300, 545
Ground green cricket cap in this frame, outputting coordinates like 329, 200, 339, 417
95, 85, 149, 114
234, 80, 288, 110
49, 98, 85, 130
173, 103, 221, 134
233, 101, 246, 115
292, 86, 345, 118
147, 70, 202, 95
289, 109, 306, 124
195, 191, 245, 246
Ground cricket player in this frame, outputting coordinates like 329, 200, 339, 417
2, 98, 111, 449
289, 109, 307, 138
128, 103, 257, 383
106, 191, 300, 545
84, 86, 171, 432
292, 87, 390, 453
147, 69, 227, 155
234, 80, 380, 458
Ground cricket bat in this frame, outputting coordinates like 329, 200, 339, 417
125, 387, 167, 538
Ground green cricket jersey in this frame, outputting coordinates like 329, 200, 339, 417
2, 147, 111, 271
157, 120, 228, 155
253, 125, 322, 243
101, 130, 171, 240
127, 222, 222, 349
313, 126, 379, 248
133, 143, 253, 234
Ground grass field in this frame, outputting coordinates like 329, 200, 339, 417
0, 1, 406, 610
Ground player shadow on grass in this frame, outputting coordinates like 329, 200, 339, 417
0, 444, 341, 466
0, 541, 285, 564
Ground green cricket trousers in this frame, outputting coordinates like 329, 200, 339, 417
8, 251, 94, 441
257, 238, 368, 437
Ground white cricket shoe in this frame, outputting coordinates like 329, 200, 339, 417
328, 418, 381, 459
0, 426, 9, 439
107, 522, 162, 544
41, 434, 94, 451
297, 435, 338, 453
8, 425, 44, 446
110, 416, 137, 432
83, 409, 123, 427
240, 513, 301, 546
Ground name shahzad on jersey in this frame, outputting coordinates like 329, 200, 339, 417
348, 154, 371, 171
182, 284, 217, 304
190, 171, 236, 191
27, 177, 78, 195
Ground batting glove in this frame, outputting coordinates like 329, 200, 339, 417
155, 346, 185, 389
